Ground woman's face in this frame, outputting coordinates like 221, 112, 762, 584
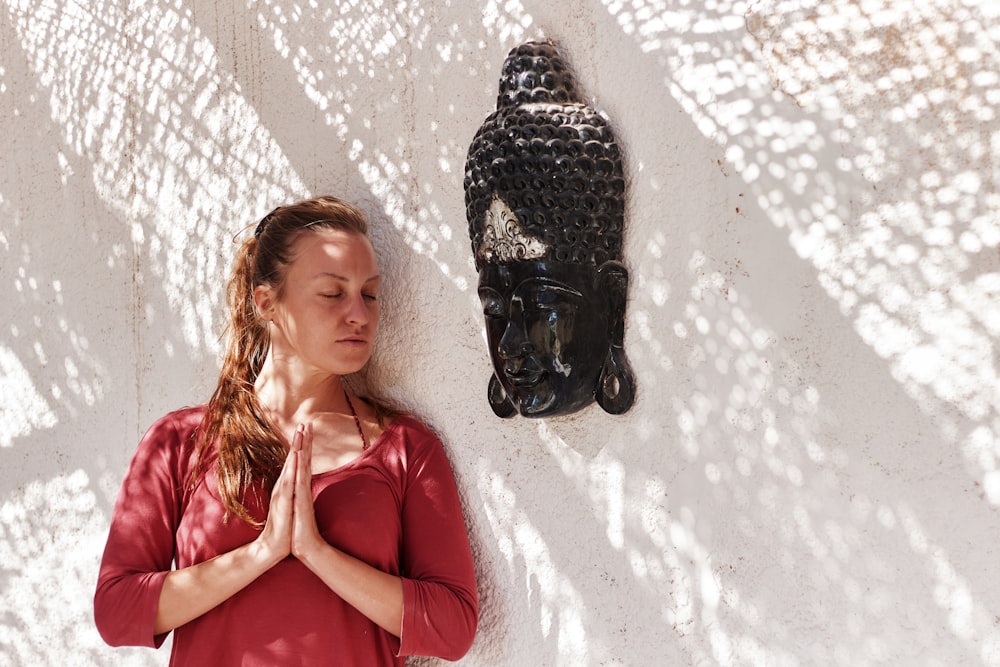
258, 229, 380, 377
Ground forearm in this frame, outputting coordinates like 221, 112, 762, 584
154, 539, 283, 635
291, 423, 403, 635
297, 543, 404, 637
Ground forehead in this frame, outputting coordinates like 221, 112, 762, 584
288, 229, 378, 273
479, 260, 596, 292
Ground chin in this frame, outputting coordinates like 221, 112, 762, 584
514, 384, 597, 417
324, 357, 372, 377
512, 388, 557, 416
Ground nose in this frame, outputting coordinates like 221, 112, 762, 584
345, 293, 370, 326
497, 317, 533, 360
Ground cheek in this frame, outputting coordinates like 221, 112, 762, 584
549, 312, 608, 375
483, 316, 506, 344
526, 309, 576, 355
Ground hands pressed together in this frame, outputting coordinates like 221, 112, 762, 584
154, 422, 403, 637
258, 423, 325, 566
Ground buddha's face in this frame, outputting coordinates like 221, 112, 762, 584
478, 260, 613, 417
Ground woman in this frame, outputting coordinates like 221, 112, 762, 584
95, 196, 478, 665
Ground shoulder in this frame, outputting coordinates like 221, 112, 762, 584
116, 405, 209, 502
142, 404, 206, 440
379, 416, 442, 451
134, 404, 208, 464
372, 416, 458, 477
386, 415, 437, 437
153, 404, 207, 428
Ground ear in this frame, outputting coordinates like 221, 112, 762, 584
594, 260, 636, 414
488, 374, 517, 418
252, 284, 276, 321
595, 260, 629, 347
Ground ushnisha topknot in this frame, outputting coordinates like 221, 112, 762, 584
495, 40, 580, 108
464, 40, 626, 271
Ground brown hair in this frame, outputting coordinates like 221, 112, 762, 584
194, 195, 396, 525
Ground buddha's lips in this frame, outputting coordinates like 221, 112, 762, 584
505, 369, 545, 388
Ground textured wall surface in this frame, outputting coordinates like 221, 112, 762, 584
2, 0, 1000, 665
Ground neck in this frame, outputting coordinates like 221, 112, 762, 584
253, 352, 347, 422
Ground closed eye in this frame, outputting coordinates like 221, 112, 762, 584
478, 285, 506, 317
479, 295, 504, 317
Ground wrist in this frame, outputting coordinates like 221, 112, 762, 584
293, 534, 331, 569
249, 533, 288, 570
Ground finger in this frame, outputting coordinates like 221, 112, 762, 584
274, 449, 297, 498
288, 425, 305, 493
290, 424, 319, 555
301, 422, 313, 460
296, 423, 313, 477
295, 425, 316, 506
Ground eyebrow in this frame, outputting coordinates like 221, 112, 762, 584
519, 278, 583, 298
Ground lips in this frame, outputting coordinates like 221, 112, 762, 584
504, 369, 545, 388
337, 336, 368, 345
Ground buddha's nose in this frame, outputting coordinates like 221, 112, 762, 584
497, 318, 534, 360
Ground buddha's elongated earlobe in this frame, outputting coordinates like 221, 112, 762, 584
594, 259, 635, 414
488, 374, 517, 418
595, 347, 635, 414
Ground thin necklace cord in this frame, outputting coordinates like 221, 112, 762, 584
343, 389, 369, 451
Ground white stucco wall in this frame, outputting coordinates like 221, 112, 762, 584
3, 0, 1000, 665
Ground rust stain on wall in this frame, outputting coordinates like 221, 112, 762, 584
744, 0, 975, 111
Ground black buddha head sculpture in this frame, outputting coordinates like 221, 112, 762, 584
464, 40, 635, 418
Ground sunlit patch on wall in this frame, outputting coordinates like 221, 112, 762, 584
481, 0, 533, 43
615, 0, 1000, 502
7, 0, 308, 357
0, 470, 113, 662
0, 345, 56, 447
476, 457, 589, 663
252, 1, 483, 297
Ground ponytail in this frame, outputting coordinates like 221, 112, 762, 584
193, 236, 285, 525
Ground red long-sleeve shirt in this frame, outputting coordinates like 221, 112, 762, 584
95, 406, 478, 666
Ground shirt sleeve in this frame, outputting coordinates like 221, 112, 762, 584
396, 424, 479, 659
93, 412, 190, 648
